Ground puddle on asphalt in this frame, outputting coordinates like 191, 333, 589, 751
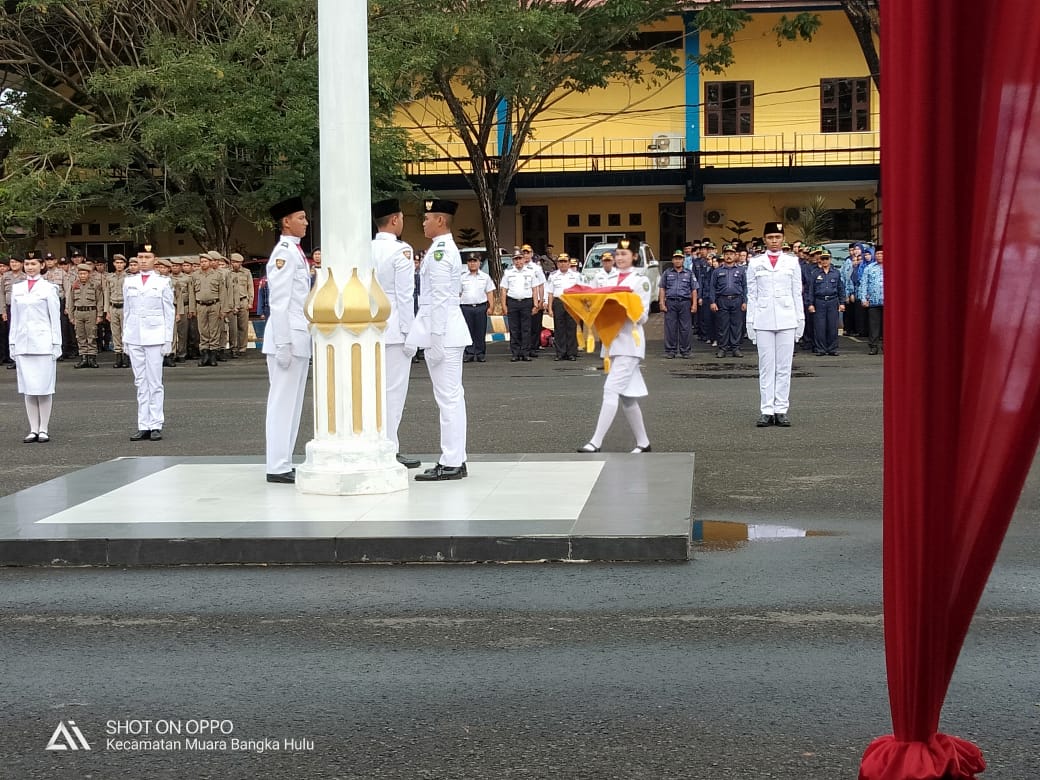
693, 520, 838, 551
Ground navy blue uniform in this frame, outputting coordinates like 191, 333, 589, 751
808, 265, 845, 354
706, 264, 747, 353
799, 260, 816, 349
692, 258, 711, 340
660, 267, 697, 357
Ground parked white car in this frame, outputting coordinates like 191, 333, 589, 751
581, 241, 661, 311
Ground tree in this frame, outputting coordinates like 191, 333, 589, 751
0, 0, 414, 254
370, 0, 681, 282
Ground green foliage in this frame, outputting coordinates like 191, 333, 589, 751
0, 0, 413, 251
725, 219, 752, 243
370, 0, 681, 280
794, 195, 833, 245
456, 227, 482, 248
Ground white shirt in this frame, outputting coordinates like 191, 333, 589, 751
261, 235, 312, 358
406, 233, 471, 348
372, 231, 415, 344
592, 267, 620, 288
460, 269, 495, 304
500, 265, 536, 299
122, 272, 175, 346
746, 251, 804, 333
546, 269, 582, 297
8, 277, 61, 355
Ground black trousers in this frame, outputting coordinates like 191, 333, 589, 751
715, 296, 744, 351
506, 297, 533, 357
552, 299, 577, 358
812, 298, 840, 354
0, 307, 9, 362
867, 305, 884, 349
461, 303, 488, 357
852, 299, 867, 336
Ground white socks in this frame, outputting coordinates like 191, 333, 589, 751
589, 394, 620, 448
621, 396, 650, 448
24, 395, 53, 434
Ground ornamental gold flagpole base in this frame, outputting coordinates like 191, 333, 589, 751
295, 268, 408, 496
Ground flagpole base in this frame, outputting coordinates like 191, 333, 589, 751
296, 439, 408, 495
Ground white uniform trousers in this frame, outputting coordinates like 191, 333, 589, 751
424, 344, 467, 467
385, 342, 412, 451
126, 344, 165, 430
755, 328, 796, 415
265, 355, 310, 474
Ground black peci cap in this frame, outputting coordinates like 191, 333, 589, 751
269, 196, 305, 222
423, 199, 458, 215
372, 198, 401, 220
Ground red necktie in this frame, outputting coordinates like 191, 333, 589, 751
141, 274, 150, 285
768, 253, 779, 268
27, 279, 36, 292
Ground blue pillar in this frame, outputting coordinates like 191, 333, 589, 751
683, 12, 700, 153
497, 98, 512, 156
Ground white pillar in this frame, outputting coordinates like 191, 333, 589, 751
295, 0, 407, 495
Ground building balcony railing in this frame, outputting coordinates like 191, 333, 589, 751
404, 131, 880, 176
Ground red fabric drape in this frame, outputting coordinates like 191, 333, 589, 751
861, 2, 1040, 779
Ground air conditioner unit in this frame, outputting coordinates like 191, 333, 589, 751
783, 206, 804, 224
704, 209, 726, 226
649, 133, 684, 169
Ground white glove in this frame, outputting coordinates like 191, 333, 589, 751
161, 342, 172, 356
746, 327, 756, 345
276, 344, 292, 369
795, 324, 804, 341
51, 344, 62, 360
403, 343, 418, 360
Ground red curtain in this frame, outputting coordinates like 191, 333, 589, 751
861, 2, 1040, 779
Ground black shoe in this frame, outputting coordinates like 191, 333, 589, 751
149, 430, 163, 441
679, 353, 691, 359
266, 471, 295, 484
23, 433, 38, 443
664, 353, 676, 359
869, 346, 879, 355
414, 463, 467, 481
37, 432, 50, 443
813, 351, 824, 356
89, 356, 99, 368
733, 349, 743, 358
630, 444, 652, 453
112, 354, 121, 368
510, 356, 521, 362
74, 357, 89, 369
774, 413, 791, 427
576, 442, 601, 453
130, 429, 151, 441
756, 414, 775, 427
175, 355, 185, 363
216, 350, 228, 362
476, 356, 486, 362
715, 349, 726, 358
827, 351, 839, 356
565, 356, 577, 361
163, 355, 175, 368
396, 453, 421, 469
463, 355, 474, 363
521, 356, 531, 361
5, 362, 14, 369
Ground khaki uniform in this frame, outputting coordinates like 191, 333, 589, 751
103, 271, 127, 353
188, 268, 229, 351
172, 272, 191, 358
1, 270, 27, 364
68, 275, 104, 355
226, 267, 254, 352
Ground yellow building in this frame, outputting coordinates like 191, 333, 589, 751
398, 1, 880, 259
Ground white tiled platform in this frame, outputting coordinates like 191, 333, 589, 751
0, 455, 694, 565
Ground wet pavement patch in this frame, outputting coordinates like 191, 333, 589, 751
693, 520, 838, 550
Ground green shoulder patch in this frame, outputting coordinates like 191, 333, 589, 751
433, 250, 444, 261
642, 279, 651, 292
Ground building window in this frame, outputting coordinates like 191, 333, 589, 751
588, 214, 601, 227
705, 81, 753, 136
629, 213, 642, 226
70, 224, 83, 236
108, 223, 120, 234
608, 213, 621, 227
821, 78, 871, 132
567, 214, 580, 227
88, 223, 101, 236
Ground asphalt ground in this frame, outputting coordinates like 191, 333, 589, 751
1, 316, 1037, 780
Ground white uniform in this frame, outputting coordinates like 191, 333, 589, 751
459, 269, 495, 304
372, 231, 415, 452
262, 235, 313, 475
406, 233, 470, 467
746, 251, 804, 415
601, 270, 652, 398
592, 266, 620, 288
9, 277, 61, 395
122, 271, 175, 431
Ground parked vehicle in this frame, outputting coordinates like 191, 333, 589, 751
581, 241, 661, 311
459, 247, 513, 276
